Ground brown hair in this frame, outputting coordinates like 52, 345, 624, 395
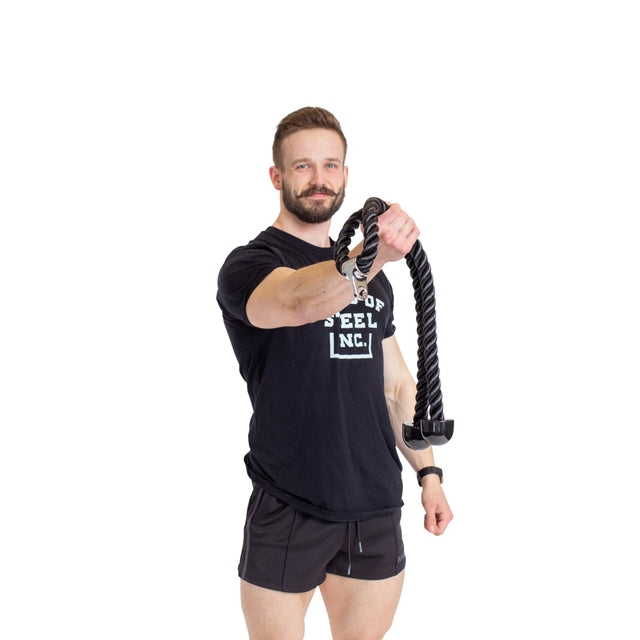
272, 107, 347, 168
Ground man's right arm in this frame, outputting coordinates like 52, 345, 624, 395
246, 204, 420, 329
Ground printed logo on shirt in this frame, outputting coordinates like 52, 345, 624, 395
324, 295, 385, 359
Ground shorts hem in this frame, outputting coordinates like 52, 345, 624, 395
325, 562, 406, 582
239, 572, 324, 594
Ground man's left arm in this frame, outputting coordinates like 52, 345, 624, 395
382, 335, 453, 535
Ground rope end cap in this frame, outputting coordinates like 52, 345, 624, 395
402, 422, 431, 450
419, 419, 454, 446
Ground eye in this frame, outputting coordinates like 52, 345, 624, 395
296, 164, 310, 170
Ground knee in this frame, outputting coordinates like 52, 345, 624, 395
245, 615, 305, 640
335, 621, 393, 640
247, 618, 305, 640
248, 628, 304, 640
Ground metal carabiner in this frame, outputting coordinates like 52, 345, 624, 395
340, 257, 368, 300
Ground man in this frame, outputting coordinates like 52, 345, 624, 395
217, 107, 452, 640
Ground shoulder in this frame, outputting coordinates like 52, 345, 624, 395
220, 228, 282, 267
217, 228, 288, 323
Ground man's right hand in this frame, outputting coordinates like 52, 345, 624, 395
375, 203, 421, 267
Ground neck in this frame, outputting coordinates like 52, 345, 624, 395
272, 209, 332, 248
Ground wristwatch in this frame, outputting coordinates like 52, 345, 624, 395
417, 466, 443, 486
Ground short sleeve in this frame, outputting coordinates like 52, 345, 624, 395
384, 282, 396, 339
217, 244, 283, 325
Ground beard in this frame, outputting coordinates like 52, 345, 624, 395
281, 180, 346, 224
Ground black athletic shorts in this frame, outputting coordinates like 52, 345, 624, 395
238, 486, 406, 593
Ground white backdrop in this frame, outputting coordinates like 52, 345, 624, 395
1, 1, 638, 638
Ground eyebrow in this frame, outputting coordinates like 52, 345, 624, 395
291, 157, 343, 165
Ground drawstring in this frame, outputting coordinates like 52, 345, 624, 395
347, 522, 352, 575
347, 521, 363, 576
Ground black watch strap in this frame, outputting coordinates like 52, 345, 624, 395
417, 466, 443, 486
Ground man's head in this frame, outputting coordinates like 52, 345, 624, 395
272, 107, 347, 169
270, 107, 348, 225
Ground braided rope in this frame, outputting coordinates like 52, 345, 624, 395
335, 197, 445, 426
405, 242, 444, 423
334, 198, 382, 277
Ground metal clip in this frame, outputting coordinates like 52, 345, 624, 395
341, 257, 368, 300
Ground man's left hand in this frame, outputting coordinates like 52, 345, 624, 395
421, 477, 453, 536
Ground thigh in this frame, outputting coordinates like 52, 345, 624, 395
319, 571, 405, 640
241, 580, 315, 640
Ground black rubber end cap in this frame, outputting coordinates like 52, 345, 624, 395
421, 419, 454, 446
402, 422, 430, 450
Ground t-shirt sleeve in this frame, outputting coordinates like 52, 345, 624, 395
217, 245, 283, 325
384, 283, 396, 339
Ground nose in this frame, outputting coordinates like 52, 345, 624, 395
310, 166, 327, 187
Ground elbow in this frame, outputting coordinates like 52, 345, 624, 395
385, 377, 417, 420
247, 292, 324, 329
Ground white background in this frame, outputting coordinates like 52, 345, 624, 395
1, 1, 638, 638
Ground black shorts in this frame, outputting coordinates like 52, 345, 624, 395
238, 486, 406, 593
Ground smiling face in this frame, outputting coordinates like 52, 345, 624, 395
270, 128, 348, 225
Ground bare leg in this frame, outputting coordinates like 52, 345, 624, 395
319, 571, 404, 640
240, 579, 316, 640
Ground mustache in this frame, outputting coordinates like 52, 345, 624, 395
297, 186, 338, 198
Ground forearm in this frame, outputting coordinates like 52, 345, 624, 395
247, 241, 386, 329
386, 378, 438, 474
283, 259, 354, 325
384, 336, 432, 472
286, 243, 388, 323
383, 339, 451, 533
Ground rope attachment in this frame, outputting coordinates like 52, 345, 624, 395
334, 197, 454, 450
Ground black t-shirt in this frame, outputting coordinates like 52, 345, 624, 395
217, 227, 403, 521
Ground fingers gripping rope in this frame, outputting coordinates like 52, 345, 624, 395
334, 197, 454, 450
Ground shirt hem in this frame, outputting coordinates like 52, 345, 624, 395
248, 475, 403, 523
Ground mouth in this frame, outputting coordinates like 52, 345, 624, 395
299, 188, 337, 200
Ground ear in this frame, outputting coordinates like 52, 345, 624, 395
344, 165, 349, 187
269, 166, 282, 191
